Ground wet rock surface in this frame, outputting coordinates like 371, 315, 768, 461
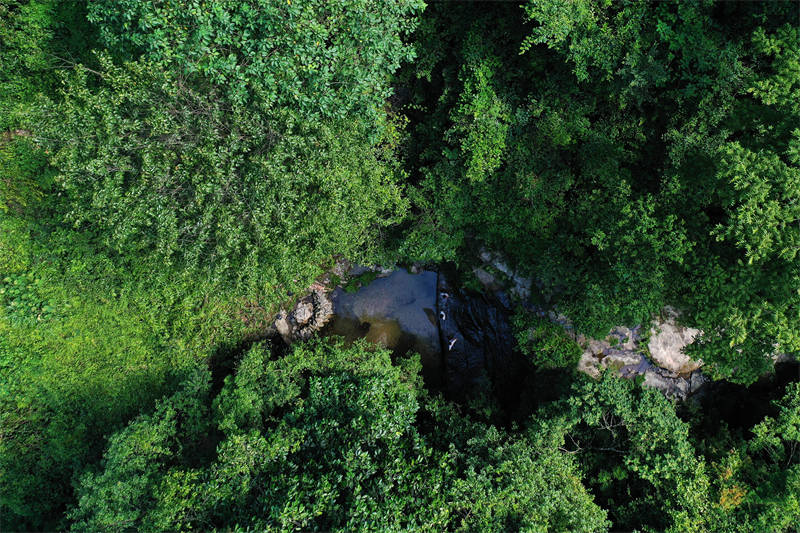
469, 252, 708, 400
437, 273, 525, 406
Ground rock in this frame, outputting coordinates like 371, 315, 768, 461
477, 249, 532, 301
602, 348, 643, 370
579, 326, 642, 371
274, 313, 291, 344
773, 351, 797, 364
276, 289, 334, 343
331, 257, 351, 279
348, 264, 374, 278
293, 301, 314, 326
470, 249, 705, 401
689, 371, 709, 395
472, 267, 501, 291
608, 325, 640, 351
648, 307, 702, 374
643, 368, 690, 399
572, 321, 699, 400
577, 352, 602, 378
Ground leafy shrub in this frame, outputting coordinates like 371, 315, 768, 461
0, 272, 54, 324
513, 311, 582, 369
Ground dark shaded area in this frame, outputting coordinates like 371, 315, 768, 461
208, 332, 289, 398
692, 360, 800, 435
438, 269, 529, 413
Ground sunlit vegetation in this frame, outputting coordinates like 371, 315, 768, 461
1, 1, 798, 531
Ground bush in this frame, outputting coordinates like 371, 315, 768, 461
513, 311, 582, 369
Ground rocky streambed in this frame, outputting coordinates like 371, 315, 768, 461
273, 258, 720, 404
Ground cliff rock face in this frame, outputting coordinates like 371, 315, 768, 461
438, 272, 525, 407
280, 253, 711, 402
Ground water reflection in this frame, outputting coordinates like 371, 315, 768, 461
322, 270, 443, 388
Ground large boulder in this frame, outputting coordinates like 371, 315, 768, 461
648, 306, 702, 374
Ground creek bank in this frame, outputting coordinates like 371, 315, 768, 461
271, 263, 526, 400
472, 251, 708, 400
272, 254, 789, 403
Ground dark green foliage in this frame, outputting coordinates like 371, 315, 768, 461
2, 0, 800, 530
3, 2, 419, 528
422, 394, 609, 532
401, 0, 800, 381
69, 339, 609, 531
680, 377, 800, 533
0, 0, 95, 129
513, 311, 582, 369
541, 373, 712, 532
343, 270, 379, 293
0, 219, 268, 530
87, 0, 423, 121
0, 135, 51, 215
734, 382, 800, 531
68, 370, 212, 531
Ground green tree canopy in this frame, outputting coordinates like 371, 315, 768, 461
69, 338, 610, 532
87, 0, 423, 121
400, 0, 799, 382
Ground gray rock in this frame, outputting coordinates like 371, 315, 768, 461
648, 307, 702, 374
573, 319, 696, 400
689, 371, 709, 395
603, 348, 643, 370
274, 313, 291, 344
293, 301, 314, 326
276, 289, 334, 343
577, 352, 602, 379
438, 272, 523, 406
773, 352, 797, 364
643, 368, 690, 399
477, 249, 532, 300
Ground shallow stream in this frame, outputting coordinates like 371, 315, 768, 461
321, 268, 527, 408
322, 269, 443, 387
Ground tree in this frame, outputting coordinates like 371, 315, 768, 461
68, 370, 212, 532
69, 338, 610, 532
86, 0, 424, 122
532, 373, 712, 532
40, 54, 408, 294
513, 311, 582, 369
402, 0, 799, 379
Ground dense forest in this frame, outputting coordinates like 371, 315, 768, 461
1, 1, 799, 531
